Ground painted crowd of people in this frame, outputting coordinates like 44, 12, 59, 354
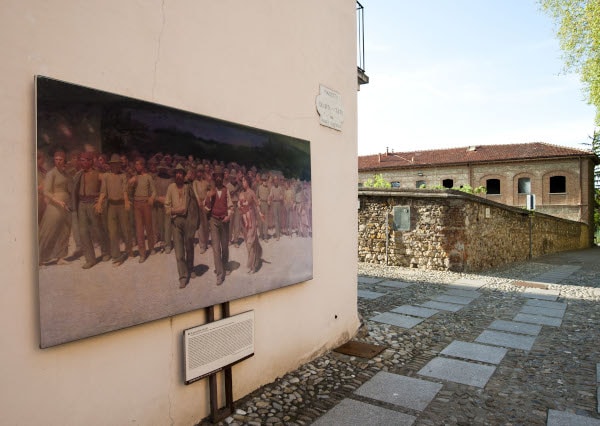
37, 148, 312, 289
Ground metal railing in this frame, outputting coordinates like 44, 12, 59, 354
357, 1, 365, 72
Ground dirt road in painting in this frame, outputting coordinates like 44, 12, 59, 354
37, 235, 313, 348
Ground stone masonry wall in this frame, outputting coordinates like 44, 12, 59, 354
358, 189, 591, 272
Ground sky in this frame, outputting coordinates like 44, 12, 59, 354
357, 0, 597, 156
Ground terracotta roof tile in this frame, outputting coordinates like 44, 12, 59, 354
358, 142, 598, 171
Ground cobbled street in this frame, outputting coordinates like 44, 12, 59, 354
204, 247, 600, 426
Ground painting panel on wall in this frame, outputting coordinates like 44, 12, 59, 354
36, 76, 312, 348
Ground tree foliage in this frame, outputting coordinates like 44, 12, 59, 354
540, 1, 600, 241
591, 129, 600, 187
539, 0, 600, 123
363, 174, 391, 189
417, 184, 487, 194
591, 130, 600, 238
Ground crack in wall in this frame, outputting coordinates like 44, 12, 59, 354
153, 0, 166, 98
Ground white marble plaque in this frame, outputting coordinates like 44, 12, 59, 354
316, 85, 344, 131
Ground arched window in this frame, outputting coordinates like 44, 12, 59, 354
486, 178, 501, 195
442, 179, 454, 189
391, 181, 401, 188
518, 177, 531, 194
549, 175, 566, 193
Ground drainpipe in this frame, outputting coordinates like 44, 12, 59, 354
385, 209, 389, 266
529, 212, 533, 260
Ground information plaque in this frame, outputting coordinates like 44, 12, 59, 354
184, 310, 255, 385
393, 206, 411, 231
316, 84, 344, 131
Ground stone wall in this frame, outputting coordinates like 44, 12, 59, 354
358, 188, 591, 272
358, 155, 597, 237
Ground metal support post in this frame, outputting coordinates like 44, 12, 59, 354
206, 302, 234, 423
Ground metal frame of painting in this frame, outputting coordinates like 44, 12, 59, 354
36, 76, 313, 348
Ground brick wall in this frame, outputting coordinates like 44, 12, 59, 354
358, 188, 592, 272
358, 156, 596, 237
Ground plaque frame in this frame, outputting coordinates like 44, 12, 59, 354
183, 310, 255, 385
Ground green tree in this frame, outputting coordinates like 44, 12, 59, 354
591, 131, 600, 241
540, 0, 600, 241
592, 130, 600, 187
539, 0, 600, 123
363, 174, 391, 189
455, 184, 487, 194
416, 183, 487, 194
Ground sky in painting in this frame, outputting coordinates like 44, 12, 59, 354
357, 0, 597, 156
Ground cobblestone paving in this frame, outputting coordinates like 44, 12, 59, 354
200, 250, 600, 426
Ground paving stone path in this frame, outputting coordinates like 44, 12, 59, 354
205, 249, 600, 426
317, 268, 599, 425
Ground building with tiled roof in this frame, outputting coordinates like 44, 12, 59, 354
358, 142, 598, 226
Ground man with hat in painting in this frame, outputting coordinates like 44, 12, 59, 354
192, 166, 211, 254
153, 160, 173, 253
129, 156, 157, 263
226, 170, 242, 247
268, 174, 285, 241
204, 165, 233, 286
165, 163, 199, 289
256, 174, 271, 242
95, 154, 132, 266
73, 152, 110, 269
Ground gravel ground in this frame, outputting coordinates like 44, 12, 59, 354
199, 250, 600, 426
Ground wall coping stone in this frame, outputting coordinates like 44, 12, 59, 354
358, 188, 584, 226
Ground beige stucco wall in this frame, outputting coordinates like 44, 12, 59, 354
0, 1, 359, 425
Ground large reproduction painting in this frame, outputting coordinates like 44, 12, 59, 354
36, 76, 312, 348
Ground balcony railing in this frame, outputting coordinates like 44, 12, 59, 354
357, 1, 369, 87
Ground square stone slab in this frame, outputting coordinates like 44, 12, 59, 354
520, 305, 565, 318
547, 409, 600, 426
418, 357, 497, 388
513, 313, 563, 327
475, 330, 536, 351
391, 305, 439, 318
370, 312, 424, 329
440, 340, 507, 364
451, 278, 484, 289
444, 288, 481, 299
377, 280, 414, 289
521, 288, 560, 301
354, 371, 443, 411
312, 398, 416, 426
434, 294, 475, 305
525, 299, 567, 311
358, 290, 386, 300
488, 320, 542, 336
420, 301, 464, 312
535, 265, 581, 284
358, 276, 383, 285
